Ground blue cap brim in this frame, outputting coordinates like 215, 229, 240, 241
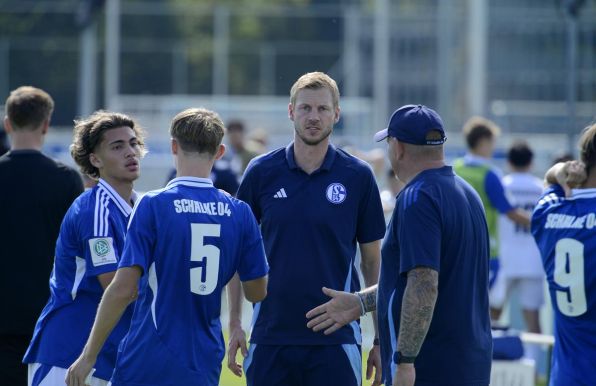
373, 129, 389, 142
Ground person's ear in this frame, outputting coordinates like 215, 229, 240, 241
171, 138, 178, 155
89, 153, 102, 169
288, 103, 295, 122
214, 144, 226, 160
334, 106, 340, 124
40, 119, 50, 135
397, 141, 406, 160
4, 116, 13, 135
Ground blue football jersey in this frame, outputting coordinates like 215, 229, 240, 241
23, 179, 135, 381
111, 177, 268, 386
237, 144, 386, 346
531, 185, 596, 386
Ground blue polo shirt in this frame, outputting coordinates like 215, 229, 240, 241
238, 143, 386, 345
377, 166, 492, 386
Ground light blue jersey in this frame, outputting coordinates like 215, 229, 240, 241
531, 185, 596, 386
111, 177, 268, 386
23, 179, 135, 381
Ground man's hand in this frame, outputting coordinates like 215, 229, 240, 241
305, 287, 361, 335
65, 353, 96, 386
559, 160, 586, 195
227, 324, 248, 377
548, 160, 587, 196
392, 364, 415, 386
366, 345, 383, 386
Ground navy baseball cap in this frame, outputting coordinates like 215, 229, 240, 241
373, 104, 446, 145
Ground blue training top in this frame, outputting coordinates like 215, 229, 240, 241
377, 166, 492, 386
531, 185, 596, 386
237, 143, 386, 345
110, 177, 268, 386
23, 179, 135, 381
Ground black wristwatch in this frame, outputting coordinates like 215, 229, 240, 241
393, 351, 416, 364
373, 338, 380, 346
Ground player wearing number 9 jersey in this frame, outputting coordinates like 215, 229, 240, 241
531, 124, 596, 386
65, 108, 269, 386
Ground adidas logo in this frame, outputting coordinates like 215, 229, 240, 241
273, 188, 288, 198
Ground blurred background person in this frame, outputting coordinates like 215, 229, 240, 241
226, 119, 260, 175
379, 169, 405, 218
453, 116, 530, 322
490, 140, 545, 365
0, 86, 83, 385
246, 127, 269, 156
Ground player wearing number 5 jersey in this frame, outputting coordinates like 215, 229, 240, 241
531, 124, 596, 386
66, 108, 269, 386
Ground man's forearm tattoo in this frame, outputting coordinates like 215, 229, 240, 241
397, 267, 438, 357
356, 287, 378, 314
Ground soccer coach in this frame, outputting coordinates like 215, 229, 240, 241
307, 105, 493, 386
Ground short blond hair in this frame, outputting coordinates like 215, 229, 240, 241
170, 108, 224, 156
462, 116, 501, 149
289, 72, 340, 108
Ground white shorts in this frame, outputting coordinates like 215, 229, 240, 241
489, 276, 545, 311
28, 363, 109, 386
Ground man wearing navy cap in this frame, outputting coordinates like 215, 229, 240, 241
307, 105, 492, 386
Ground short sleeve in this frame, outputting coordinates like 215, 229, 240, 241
485, 170, 514, 214
398, 188, 441, 275
237, 203, 269, 282
531, 184, 564, 237
119, 195, 156, 275
80, 212, 121, 278
237, 161, 262, 222
356, 167, 386, 243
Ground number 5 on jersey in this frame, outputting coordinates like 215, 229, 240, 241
190, 223, 221, 295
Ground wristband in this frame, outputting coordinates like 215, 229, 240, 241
393, 351, 416, 364
373, 337, 380, 346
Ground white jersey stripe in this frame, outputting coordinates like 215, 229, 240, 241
102, 195, 110, 237
98, 179, 133, 216
148, 262, 158, 329
71, 256, 86, 300
94, 189, 102, 236
99, 190, 109, 237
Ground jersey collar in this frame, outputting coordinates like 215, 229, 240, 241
569, 188, 596, 200
285, 142, 337, 172
97, 178, 137, 216
166, 176, 214, 189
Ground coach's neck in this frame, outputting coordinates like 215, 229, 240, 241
397, 144, 445, 185
293, 136, 329, 175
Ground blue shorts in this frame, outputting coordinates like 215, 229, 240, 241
245, 344, 361, 386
